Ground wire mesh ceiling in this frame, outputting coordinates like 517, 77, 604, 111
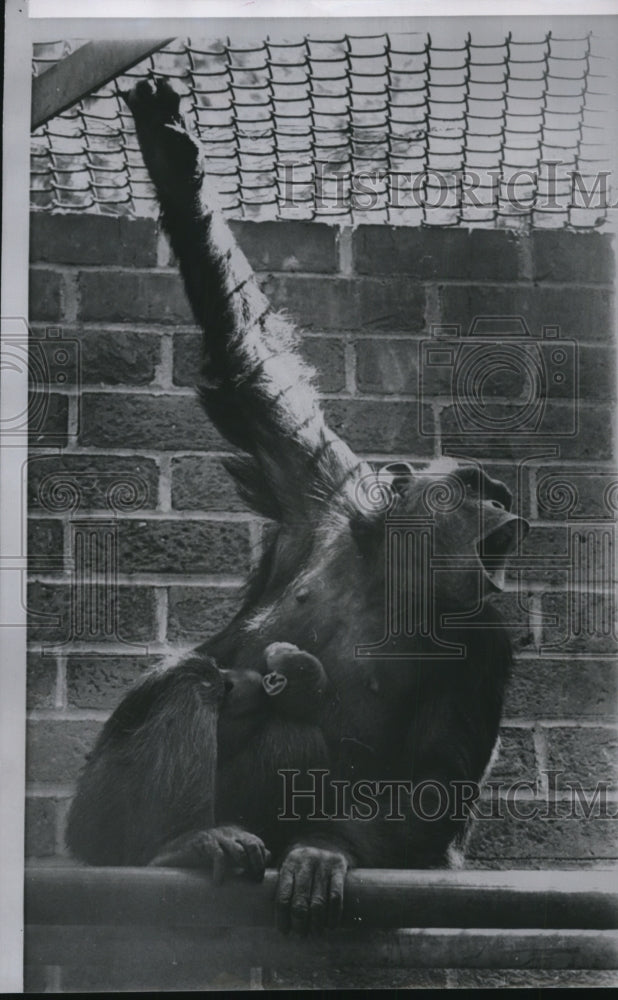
31, 31, 613, 228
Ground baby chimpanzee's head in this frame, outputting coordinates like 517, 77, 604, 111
221, 642, 328, 728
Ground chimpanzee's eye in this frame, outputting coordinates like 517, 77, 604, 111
458, 468, 481, 497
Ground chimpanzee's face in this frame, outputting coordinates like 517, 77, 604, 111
376, 459, 528, 611
346, 458, 528, 615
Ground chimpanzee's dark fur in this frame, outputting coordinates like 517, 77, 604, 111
66, 79, 528, 933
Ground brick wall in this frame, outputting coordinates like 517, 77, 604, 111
26, 212, 616, 866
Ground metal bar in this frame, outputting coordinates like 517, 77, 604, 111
31, 39, 175, 131
25, 866, 618, 931
24, 925, 618, 973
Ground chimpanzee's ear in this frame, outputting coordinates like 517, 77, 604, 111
349, 462, 414, 555
382, 461, 415, 495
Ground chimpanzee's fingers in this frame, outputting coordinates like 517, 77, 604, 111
309, 874, 328, 934
212, 843, 227, 886
238, 834, 267, 881
276, 859, 295, 934
289, 858, 314, 936
276, 846, 348, 934
326, 862, 346, 929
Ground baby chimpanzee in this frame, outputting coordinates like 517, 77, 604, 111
220, 642, 329, 734
142, 643, 330, 874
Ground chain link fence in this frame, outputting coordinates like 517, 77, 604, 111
31, 30, 613, 228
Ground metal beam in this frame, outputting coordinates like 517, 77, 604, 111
25, 866, 618, 930
25, 925, 618, 973
31, 39, 175, 131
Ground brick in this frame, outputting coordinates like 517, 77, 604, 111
356, 339, 420, 395
437, 284, 614, 342
541, 592, 617, 656
533, 231, 614, 284
67, 654, 162, 709
29, 392, 68, 448
26, 652, 57, 710
78, 271, 193, 324
77, 328, 160, 386
171, 456, 248, 512
353, 227, 520, 280
27, 582, 157, 644
29, 267, 62, 320
26, 719, 102, 783
487, 727, 536, 782
545, 726, 618, 788
535, 467, 618, 521
505, 658, 618, 720
167, 585, 243, 643
28, 520, 64, 569
347, 278, 425, 333
323, 399, 434, 455
30, 213, 158, 266
172, 330, 345, 394
172, 331, 205, 387
25, 797, 57, 857
300, 337, 346, 393
260, 275, 426, 332
116, 520, 250, 575
28, 454, 159, 513
467, 813, 618, 861
230, 220, 338, 272
439, 404, 613, 461
79, 393, 225, 450
578, 344, 616, 400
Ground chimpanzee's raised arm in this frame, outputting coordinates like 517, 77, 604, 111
124, 79, 362, 522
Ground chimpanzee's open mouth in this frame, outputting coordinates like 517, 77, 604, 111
476, 519, 523, 592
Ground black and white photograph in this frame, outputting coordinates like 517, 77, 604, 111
1, 0, 617, 991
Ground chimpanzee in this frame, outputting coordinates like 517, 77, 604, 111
66, 79, 528, 934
